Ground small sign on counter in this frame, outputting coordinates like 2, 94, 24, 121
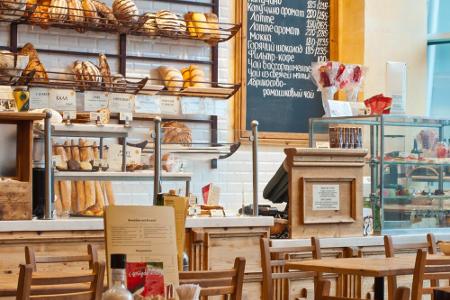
312, 184, 340, 210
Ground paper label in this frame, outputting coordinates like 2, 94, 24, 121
328, 100, 353, 117
120, 112, 133, 122
315, 141, 330, 149
62, 111, 77, 120
210, 209, 224, 217
0, 86, 13, 100
29, 87, 50, 109
135, 95, 161, 114
49, 89, 76, 111
312, 184, 340, 210
107, 144, 141, 171
180, 98, 206, 115
160, 96, 180, 115
84, 91, 109, 112
108, 93, 135, 113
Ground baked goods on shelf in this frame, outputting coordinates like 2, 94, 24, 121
155, 10, 186, 35
28, 0, 51, 28
158, 66, 183, 92
181, 65, 207, 88
149, 152, 174, 172
0, 0, 27, 21
67, 0, 84, 32
81, 0, 98, 24
112, 0, 139, 25
184, 12, 219, 42
92, 0, 116, 25
72, 54, 112, 88
139, 12, 157, 35
48, 0, 68, 21
162, 121, 192, 146
19, 43, 49, 82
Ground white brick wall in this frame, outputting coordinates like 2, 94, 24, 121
0, 0, 287, 212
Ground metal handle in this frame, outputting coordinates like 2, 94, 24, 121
44, 110, 53, 219
251, 120, 259, 216
153, 117, 162, 204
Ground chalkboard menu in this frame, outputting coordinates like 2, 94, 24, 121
245, 0, 330, 134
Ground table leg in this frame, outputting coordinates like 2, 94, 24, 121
374, 277, 384, 300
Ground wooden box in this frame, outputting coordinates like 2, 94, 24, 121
0, 180, 32, 220
284, 148, 368, 238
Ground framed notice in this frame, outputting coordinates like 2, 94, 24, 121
104, 206, 179, 298
300, 177, 356, 224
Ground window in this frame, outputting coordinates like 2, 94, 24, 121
427, 0, 450, 117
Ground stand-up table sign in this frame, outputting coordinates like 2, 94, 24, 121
243, 0, 330, 140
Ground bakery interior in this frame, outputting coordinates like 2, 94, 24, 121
1, 0, 450, 299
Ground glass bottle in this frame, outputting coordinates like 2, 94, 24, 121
102, 254, 133, 300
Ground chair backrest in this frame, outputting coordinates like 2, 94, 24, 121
384, 234, 437, 300
16, 261, 105, 300
411, 249, 450, 300
316, 279, 410, 300
179, 257, 245, 300
25, 244, 98, 272
260, 237, 321, 300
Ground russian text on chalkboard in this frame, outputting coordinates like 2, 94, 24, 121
246, 0, 330, 134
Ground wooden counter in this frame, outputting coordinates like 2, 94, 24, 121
0, 216, 273, 299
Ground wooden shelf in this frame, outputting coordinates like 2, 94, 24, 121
0, 112, 46, 122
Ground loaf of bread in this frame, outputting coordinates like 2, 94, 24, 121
19, 43, 49, 82
98, 53, 112, 88
204, 12, 220, 43
81, 0, 98, 24
48, 0, 68, 21
67, 0, 84, 24
156, 10, 186, 35
92, 0, 117, 24
184, 12, 207, 38
72, 60, 102, 87
139, 12, 157, 35
112, 0, 138, 24
28, 0, 51, 28
162, 121, 192, 146
0, 0, 27, 21
158, 66, 183, 92
181, 65, 207, 88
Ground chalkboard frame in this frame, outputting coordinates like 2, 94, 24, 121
234, 0, 339, 145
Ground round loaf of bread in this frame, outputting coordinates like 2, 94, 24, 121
112, 0, 139, 24
139, 12, 157, 34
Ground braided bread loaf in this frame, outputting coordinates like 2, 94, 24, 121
156, 10, 186, 35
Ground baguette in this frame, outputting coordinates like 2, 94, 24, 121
71, 140, 86, 210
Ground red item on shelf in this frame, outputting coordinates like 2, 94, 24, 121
126, 262, 147, 293
364, 94, 392, 115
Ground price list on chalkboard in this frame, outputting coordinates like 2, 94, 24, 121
246, 0, 329, 134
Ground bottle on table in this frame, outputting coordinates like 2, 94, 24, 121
102, 254, 133, 300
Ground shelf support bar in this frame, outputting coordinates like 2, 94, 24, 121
153, 117, 162, 204
251, 120, 259, 216
44, 110, 53, 219
119, 33, 127, 75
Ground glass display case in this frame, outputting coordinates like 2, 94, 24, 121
309, 115, 450, 235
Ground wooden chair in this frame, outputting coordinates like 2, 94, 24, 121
384, 233, 437, 300
260, 237, 321, 300
16, 261, 105, 300
179, 257, 245, 300
316, 279, 410, 300
411, 249, 450, 300
25, 244, 98, 272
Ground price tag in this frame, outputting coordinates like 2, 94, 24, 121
0, 86, 13, 100
327, 100, 353, 117
84, 91, 109, 112
62, 111, 76, 120
120, 112, 133, 122
107, 144, 141, 171
180, 97, 207, 115
160, 96, 180, 115
209, 209, 224, 217
108, 93, 135, 113
49, 89, 76, 112
29, 87, 49, 109
135, 95, 161, 114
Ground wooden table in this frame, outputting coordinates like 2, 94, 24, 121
286, 255, 450, 300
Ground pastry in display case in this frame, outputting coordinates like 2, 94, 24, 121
309, 115, 450, 234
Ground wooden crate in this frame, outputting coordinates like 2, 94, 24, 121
0, 180, 31, 220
